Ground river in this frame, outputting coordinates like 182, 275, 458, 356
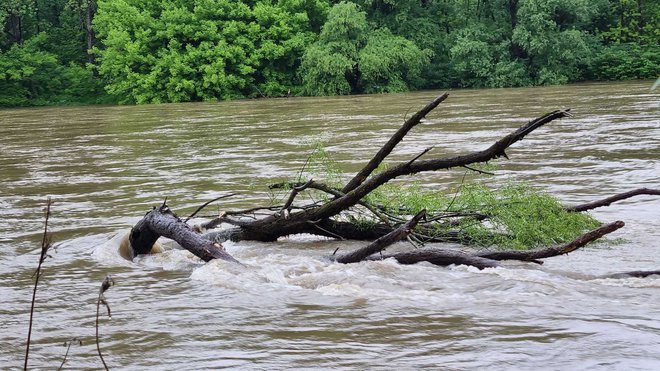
1, 81, 659, 370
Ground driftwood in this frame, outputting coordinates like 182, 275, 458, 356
129, 204, 239, 263
358, 221, 624, 269
125, 93, 659, 277
476, 221, 625, 263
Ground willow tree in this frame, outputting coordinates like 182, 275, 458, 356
299, 1, 429, 95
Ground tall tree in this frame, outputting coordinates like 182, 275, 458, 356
300, 1, 429, 95
94, 0, 328, 103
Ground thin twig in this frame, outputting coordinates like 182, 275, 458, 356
405, 146, 434, 167
57, 338, 82, 371
184, 193, 236, 222
224, 205, 283, 215
462, 164, 495, 175
444, 170, 469, 212
307, 220, 347, 240
280, 179, 314, 217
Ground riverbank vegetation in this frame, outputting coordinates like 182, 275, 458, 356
1, 0, 658, 107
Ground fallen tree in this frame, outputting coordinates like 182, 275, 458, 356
128, 93, 659, 275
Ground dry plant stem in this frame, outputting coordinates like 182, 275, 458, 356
24, 197, 52, 371
565, 188, 660, 212
96, 275, 114, 371
57, 338, 82, 371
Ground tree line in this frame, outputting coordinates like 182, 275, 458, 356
1, 0, 658, 106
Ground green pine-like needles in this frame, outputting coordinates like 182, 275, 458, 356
367, 182, 601, 250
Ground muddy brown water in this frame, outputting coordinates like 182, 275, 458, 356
1, 81, 659, 370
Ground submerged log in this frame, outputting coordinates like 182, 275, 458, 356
371, 249, 500, 269
129, 204, 240, 263
600, 270, 660, 279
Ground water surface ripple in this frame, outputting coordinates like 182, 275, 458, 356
1, 81, 659, 369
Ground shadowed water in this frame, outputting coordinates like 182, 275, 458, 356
1, 81, 659, 369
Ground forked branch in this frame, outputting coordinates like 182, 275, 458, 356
334, 210, 427, 264
342, 93, 449, 193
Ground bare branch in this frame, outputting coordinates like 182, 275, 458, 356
462, 164, 495, 175
184, 193, 236, 222
565, 188, 660, 212
342, 93, 449, 193
334, 210, 426, 263
280, 178, 314, 217
405, 146, 434, 167
477, 221, 625, 262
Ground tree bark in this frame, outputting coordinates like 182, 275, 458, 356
477, 221, 625, 262
565, 188, 660, 212
600, 270, 660, 279
129, 205, 239, 263
334, 210, 427, 263
85, 0, 96, 64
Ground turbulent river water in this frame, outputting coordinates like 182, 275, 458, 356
1, 81, 659, 370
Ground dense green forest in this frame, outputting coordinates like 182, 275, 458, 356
1, 0, 658, 106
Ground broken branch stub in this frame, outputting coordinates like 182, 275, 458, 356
130, 205, 240, 263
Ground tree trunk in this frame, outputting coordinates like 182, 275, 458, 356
85, 0, 96, 64
129, 205, 239, 263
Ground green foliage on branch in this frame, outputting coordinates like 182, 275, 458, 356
368, 182, 601, 250
449, 183, 601, 249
